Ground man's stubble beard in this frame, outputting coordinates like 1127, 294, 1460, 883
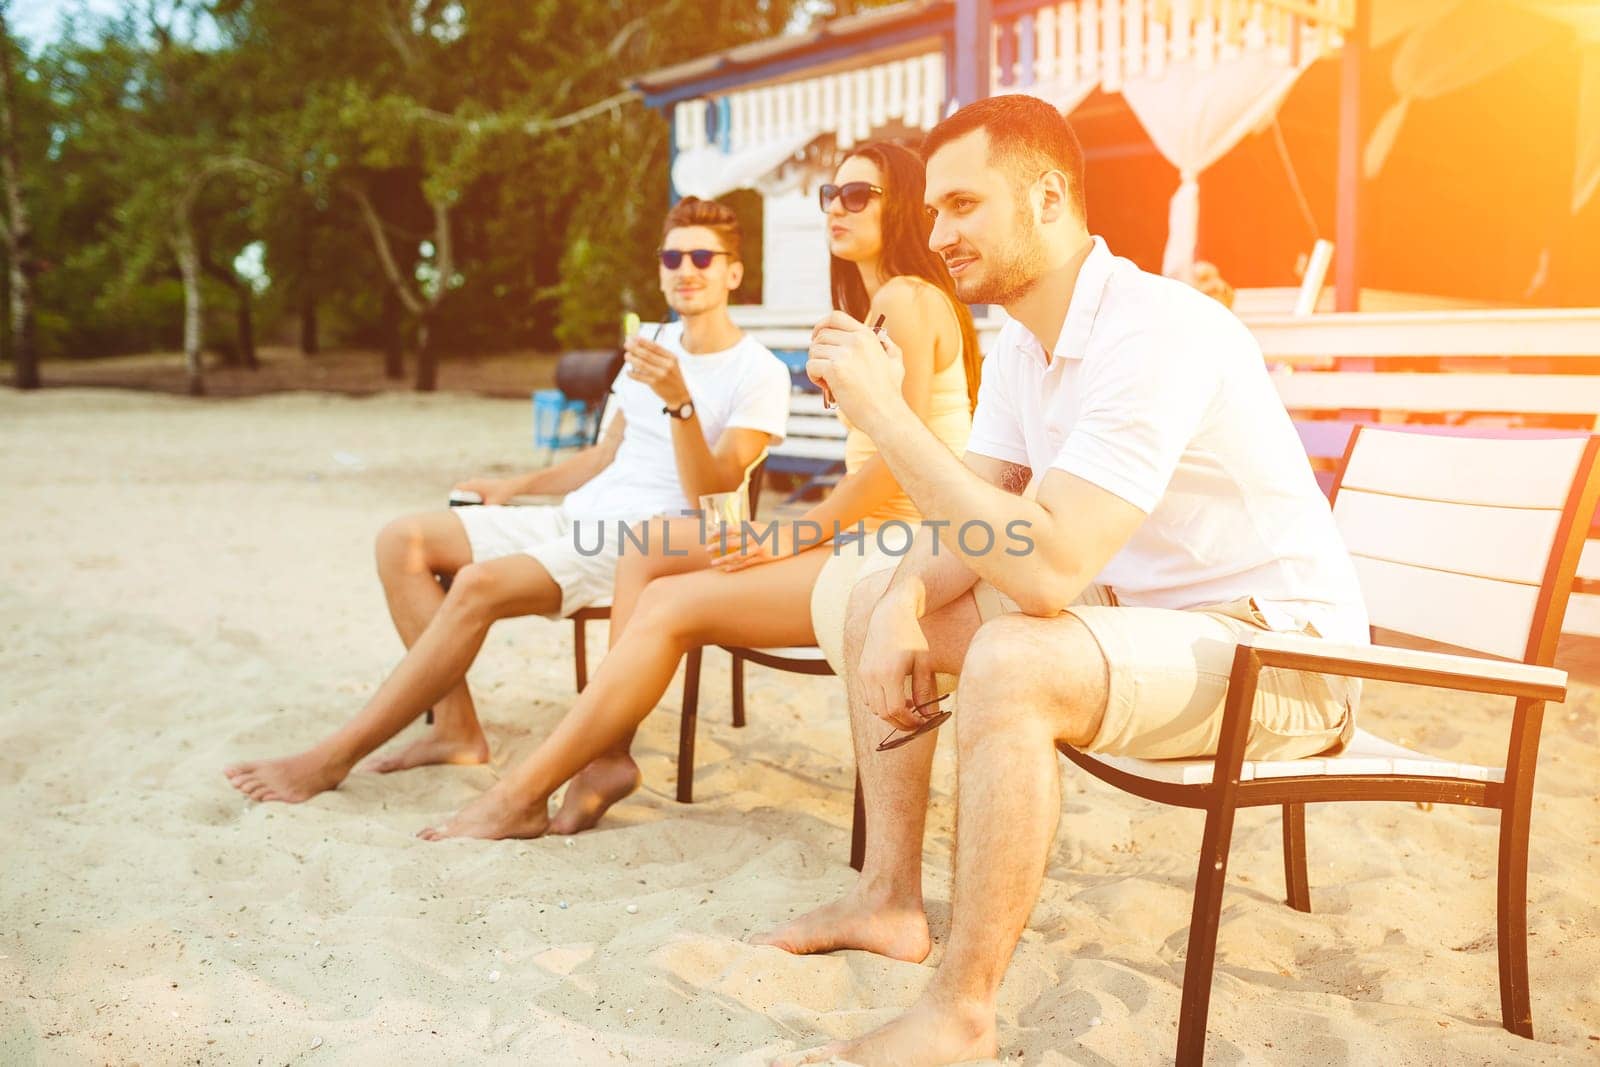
958, 207, 1049, 306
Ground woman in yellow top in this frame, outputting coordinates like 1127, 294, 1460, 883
420, 141, 980, 841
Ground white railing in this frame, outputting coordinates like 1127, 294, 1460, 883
991, 0, 1346, 96
729, 304, 1600, 637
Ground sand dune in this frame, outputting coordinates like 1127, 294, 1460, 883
2, 388, 1597, 1065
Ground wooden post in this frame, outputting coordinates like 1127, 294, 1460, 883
1334, 0, 1369, 312
953, 0, 993, 109
667, 103, 680, 207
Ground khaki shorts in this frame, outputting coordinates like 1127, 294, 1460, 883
974, 582, 1357, 762
452, 504, 621, 618
811, 542, 1356, 763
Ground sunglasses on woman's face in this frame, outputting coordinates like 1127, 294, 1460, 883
819, 181, 884, 214
658, 248, 729, 270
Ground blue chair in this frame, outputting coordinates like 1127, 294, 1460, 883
531, 389, 595, 451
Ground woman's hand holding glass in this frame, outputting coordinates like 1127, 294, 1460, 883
698, 490, 749, 560
709, 522, 807, 572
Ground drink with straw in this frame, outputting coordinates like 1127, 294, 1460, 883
817, 313, 886, 410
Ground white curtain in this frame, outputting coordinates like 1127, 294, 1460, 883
1121, 50, 1315, 279
1364, 0, 1567, 178
1371, 0, 1462, 48
1575, 41, 1600, 213
1517, 1, 1600, 212
669, 129, 820, 200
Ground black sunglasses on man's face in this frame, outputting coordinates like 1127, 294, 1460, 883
819, 181, 884, 214
658, 248, 729, 270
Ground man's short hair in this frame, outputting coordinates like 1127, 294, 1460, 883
661, 196, 742, 261
921, 94, 1087, 221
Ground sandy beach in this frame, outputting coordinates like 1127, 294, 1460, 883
2, 386, 1598, 1065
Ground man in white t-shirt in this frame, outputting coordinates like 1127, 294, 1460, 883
762, 97, 1368, 1067
224, 196, 790, 806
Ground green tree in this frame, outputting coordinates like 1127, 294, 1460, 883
0, 2, 41, 387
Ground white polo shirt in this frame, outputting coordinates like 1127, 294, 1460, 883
967, 237, 1369, 643
562, 324, 791, 522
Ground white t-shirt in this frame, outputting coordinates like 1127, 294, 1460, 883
967, 237, 1369, 644
562, 324, 791, 522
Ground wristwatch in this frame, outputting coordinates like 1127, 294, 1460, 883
663, 399, 696, 420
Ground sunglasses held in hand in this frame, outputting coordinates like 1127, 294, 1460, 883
658, 248, 730, 270
818, 181, 884, 214
877, 692, 953, 751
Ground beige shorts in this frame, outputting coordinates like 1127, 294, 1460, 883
811, 543, 1356, 762
810, 538, 909, 673
452, 504, 621, 617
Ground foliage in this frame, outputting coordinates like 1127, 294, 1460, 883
1, 0, 895, 376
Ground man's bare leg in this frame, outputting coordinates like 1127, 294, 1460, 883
753, 570, 983, 964
223, 555, 563, 803
420, 548, 827, 841
363, 511, 490, 772
777, 612, 1109, 1067
554, 516, 713, 833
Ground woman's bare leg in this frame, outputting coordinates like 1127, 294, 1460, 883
224, 555, 563, 803
556, 516, 712, 830
609, 516, 713, 645
420, 548, 831, 840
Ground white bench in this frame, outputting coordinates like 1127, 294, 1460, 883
1254, 308, 1600, 638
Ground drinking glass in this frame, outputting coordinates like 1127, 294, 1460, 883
699, 490, 749, 557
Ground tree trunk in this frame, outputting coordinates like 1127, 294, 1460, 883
236, 287, 256, 369
414, 314, 437, 392
0, 12, 40, 390
297, 204, 318, 358
381, 286, 403, 380
200, 251, 257, 370
299, 290, 319, 355
348, 186, 450, 393
173, 220, 205, 396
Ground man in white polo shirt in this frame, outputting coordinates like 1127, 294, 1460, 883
224, 196, 790, 807
761, 96, 1367, 1067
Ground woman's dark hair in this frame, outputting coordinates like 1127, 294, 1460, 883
827, 141, 982, 410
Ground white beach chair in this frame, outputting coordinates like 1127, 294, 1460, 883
848, 426, 1600, 1063
1075, 427, 1599, 1061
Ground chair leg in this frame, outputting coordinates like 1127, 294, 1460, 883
1176, 793, 1243, 1065
849, 771, 866, 872
1282, 802, 1311, 913
431, 573, 453, 716
1497, 698, 1543, 1039
573, 618, 588, 693
730, 652, 746, 728
676, 647, 703, 804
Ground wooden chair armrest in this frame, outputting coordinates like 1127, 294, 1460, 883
1237, 631, 1566, 702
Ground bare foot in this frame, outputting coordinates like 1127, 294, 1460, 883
417, 784, 550, 841
550, 753, 642, 834
223, 750, 346, 804
772, 996, 996, 1067
359, 726, 489, 774
753, 890, 931, 963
